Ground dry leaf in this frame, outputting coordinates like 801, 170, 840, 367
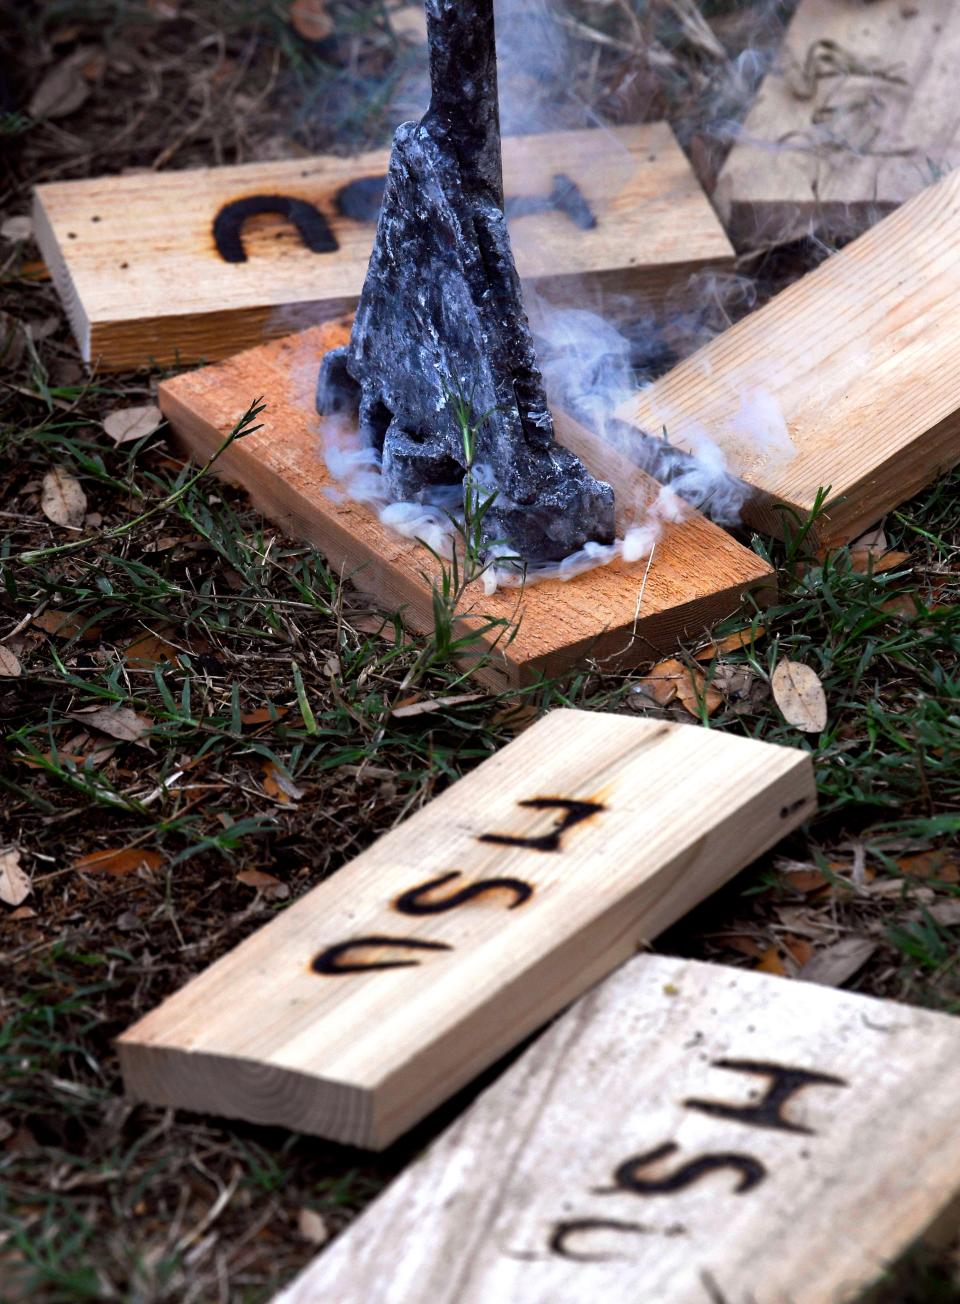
781, 934, 814, 968
290, 0, 334, 41
391, 692, 485, 719
124, 632, 180, 668
353, 614, 398, 643
33, 609, 98, 640
755, 944, 785, 975
0, 311, 26, 371
897, 851, 960, 884
771, 660, 827, 733
29, 52, 92, 119
798, 936, 877, 987
634, 657, 686, 706
779, 865, 830, 894
73, 847, 163, 876
72, 705, 151, 743
41, 466, 87, 529
674, 668, 723, 719
693, 626, 766, 661
1, 216, 32, 243
0, 646, 21, 677
236, 867, 290, 900
848, 548, 911, 575
261, 761, 305, 803
103, 403, 164, 446
297, 1207, 330, 1246
241, 706, 289, 725
0, 849, 31, 908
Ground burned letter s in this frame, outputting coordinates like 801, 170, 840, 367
316, 0, 615, 563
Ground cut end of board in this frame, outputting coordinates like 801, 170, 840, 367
157, 323, 775, 689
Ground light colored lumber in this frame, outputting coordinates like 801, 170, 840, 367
117, 710, 814, 1150
157, 322, 775, 690
32, 123, 733, 371
619, 169, 960, 547
275, 953, 960, 1304
714, 0, 960, 248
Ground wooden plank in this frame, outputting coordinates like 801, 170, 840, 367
32, 123, 733, 372
157, 322, 775, 691
117, 710, 814, 1150
714, 0, 960, 248
275, 953, 960, 1304
620, 169, 960, 547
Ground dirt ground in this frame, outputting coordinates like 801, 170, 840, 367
2, 2, 959, 1301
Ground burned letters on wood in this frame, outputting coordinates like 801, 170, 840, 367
317, 0, 615, 562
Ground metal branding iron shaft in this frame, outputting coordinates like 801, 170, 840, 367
317, 0, 615, 562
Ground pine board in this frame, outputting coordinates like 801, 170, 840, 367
714, 0, 960, 248
276, 953, 960, 1304
620, 169, 960, 547
156, 322, 775, 691
117, 710, 814, 1150
32, 122, 733, 371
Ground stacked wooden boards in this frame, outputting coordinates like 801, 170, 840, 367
620, 168, 960, 546
275, 953, 960, 1304
32, 122, 734, 371
715, 0, 960, 248
118, 710, 815, 1149
156, 322, 775, 690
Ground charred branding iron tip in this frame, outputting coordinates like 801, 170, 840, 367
316, 0, 615, 563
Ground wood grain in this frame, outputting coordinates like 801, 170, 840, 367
714, 0, 960, 248
32, 123, 733, 371
620, 169, 960, 546
157, 322, 774, 690
275, 953, 960, 1304
117, 710, 814, 1150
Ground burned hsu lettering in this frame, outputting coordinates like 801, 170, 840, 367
311, 935, 451, 975
595, 1141, 766, 1197
478, 797, 606, 854
549, 1218, 656, 1262
683, 1058, 848, 1135
213, 195, 339, 264
394, 870, 533, 915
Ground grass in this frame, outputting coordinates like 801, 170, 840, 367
1, 0, 959, 1298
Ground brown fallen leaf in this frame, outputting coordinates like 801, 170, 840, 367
0, 646, 21, 677
353, 614, 398, 644
289, 0, 334, 41
391, 692, 485, 718
755, 944, 785, 975
33, 610, 95, 640
779, 865, 830, 894
848, 548, 912, 575
124, 632, 180, 668
73, 847, 163, 876
0, 310, 27, 371
262, 761, 305, 803
634, 657, 686, 706
41, 466, 87, 529
102, 403, 164, 446
897, 850, 960, 884
241, 706, 289, 726
71, 705, 151, 743
674, 668, 723, 719
798, 936, 877, 988
693, 626, 766, 661
236, 868, 290, 900
781, 934, 815, 968
771, 660, 827, 733
0, 848, 31, 908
